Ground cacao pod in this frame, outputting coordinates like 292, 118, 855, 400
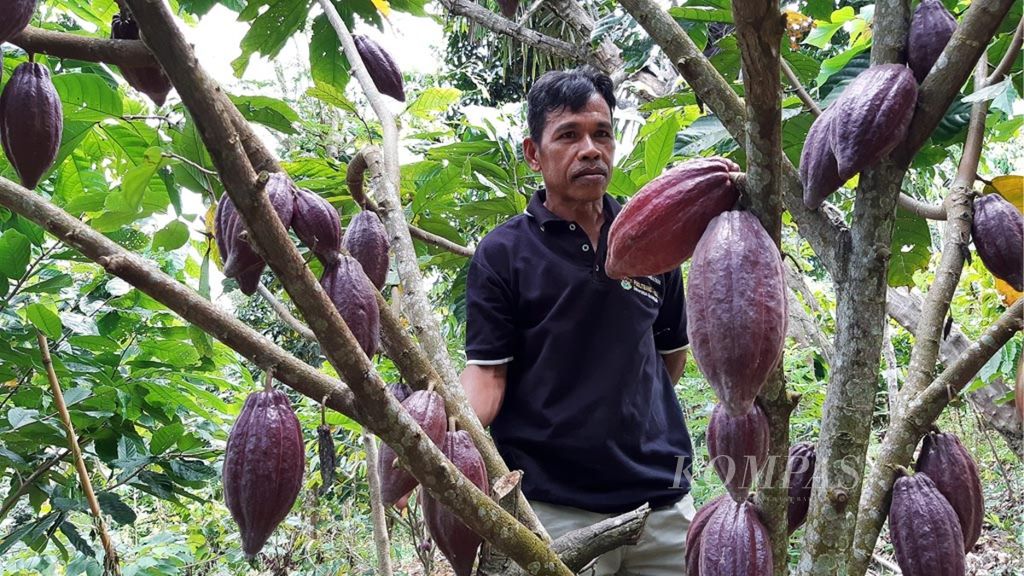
496, 0, 518, 18
0, 62, 63, 190
0, 0, 35, 45
686, 210, 788, 416
699, 498, 773, 576
110, 13, 173, 106
800, 106, 846, 209
378, 389, 448, 505
915, 430, 984, 551
908, 0, 957, 83
343, 210, 390, 290
787, 441, 816, 534
888, 471, 966, 576
320, 255, 380, 357
606, 157, 741, 279
387, 382, 413, 403
971, 193, 1023, 291
291, 187, 341, 265
685, 494, 729, 576
317, 424, 336, 495
422, 430, 488, 576
353, 35, 405, 102
707, 402, 770, 502
222, 389, 305, 558
830, 64, 918, 180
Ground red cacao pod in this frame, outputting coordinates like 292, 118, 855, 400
914, 430, 984, 551
699, 498, 773, 576
606, 157, 741, 279
787, 441, 816, 534
971, 193, 1023, 291
800, 106, 846, 209
685, 494, 729, 576
378, 389, 448, 506
830, 64, 918, 180
0, 0, 35, 44
222, 389, 305, 558
291, 187, 341, 265
0, 62, 63, 189
110, 13, 173, 106
686, 210, 787, 416
888, 471, 966, 576
707, 402, 770, 502
343, 210, 390, 290
319, 255, 380, 357
353, 35, 405, 102
422, 430, 488, 576
908, 0, 957, 83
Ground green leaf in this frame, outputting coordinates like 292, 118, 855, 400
152, 221, 190, 252
138, 340, 201, 368
58, 522, 94, 558
309, 15, 351, 93
0, 229, 31, 280
96, 492, 137, 526
8, 407, 39, 429
25, 302, 62, 339
232, 0, 314, 77
888, 207, 932, 287
407, 87, 463, 120
52, 74, 124, 123
668, 0, 732, 23
150, 423, 185, 456
643, 114, 680, 179
62, 387, 92, 407
229, 95, 300, 134
120, 147, 164, 212
608, 169, 638, 198
23, 274, 73, 295
305, 84, 360, 116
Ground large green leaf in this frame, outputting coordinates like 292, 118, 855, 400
53, 74, 124, 123
25, 303, 62, 339
888, 207, 932, 287
309, 15, 351, 93
229, 95, 300, 134
232, 0, 315, 77
0, 229, 31, 280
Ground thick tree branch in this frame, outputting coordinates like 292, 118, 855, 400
9, 26, 158, 67
125, 1, 567, 571
550, 505, 650, 571
896, 193, 947, 220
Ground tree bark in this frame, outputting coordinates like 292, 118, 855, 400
9, 26, 157, 67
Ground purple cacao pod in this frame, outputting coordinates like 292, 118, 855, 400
387, 382, 413, 403
422, 430, 488, 576
830, 64, 918, 180
378, 389, 448, 505
915, 430, 984, 551
707, 402, 770, 502
0, 62, 63, 189
699, 498, 773, 576
320, 254, 380, 357
606, 157, 741, 279
971, 193, 1023, 291
0, 0, 35, 45
222, 389, 305, 558
888, 471, 966, 576
353, 35, 405, 102
292, 187, 341, 264
343, 210, 390, 290
787, 441, 816, 533
908, 0, 957, 83
685, 494, 729, 576
686, 211, 788, 416
800, 106, 846, 209
110, 13, 173, 106
495, 0, 518, 18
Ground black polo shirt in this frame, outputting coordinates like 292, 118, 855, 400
465, 188, 694, 514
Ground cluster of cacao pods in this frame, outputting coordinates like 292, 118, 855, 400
971, 193, 1023, 292
888, 430, 983, 575
686, 495, 773, 575
111, 11, 173, 106
0, 60, 63, 190
352, 35, 405, 102
799, 64, 918, 209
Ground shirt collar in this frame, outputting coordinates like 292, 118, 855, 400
526, 188, 622, 226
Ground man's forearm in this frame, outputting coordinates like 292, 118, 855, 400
461, 363, 508, 427
661, 349, 688, 384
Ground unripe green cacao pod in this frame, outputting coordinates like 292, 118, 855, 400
353, 35, 405, 102
699, 498, 773, 576
707, 402, 769, 502
320, 255, 380, 357
292, 187, 341, 265
110, 12, 173, 106
908, 0, 957, 83
223, 389, 305, 558
800, 106, 845, 209
0, 0, 36, 44
422, 430, 488, 576
915, 431, 984, 551
378, 389, 448, 506
343, 210, 390, 290
0, 62, 63, 190
685, 494, 729, 576
971, 193, 1023, 291
787, 441, 816, 534
888, 471, 966, 576
606, 157, 741, 279
830, 64, 917, 181
686, 211, 787, 416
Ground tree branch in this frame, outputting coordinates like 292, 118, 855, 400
550, 505, 650, 571
988, 18, 1023, 84
0, 447, 74, 520
363, 432, 394, 576
9, 26, 158, 67
782, 59, 821, 116
256, 284, 317, 341
541, 0, 625, 81
896, 193, 947, 220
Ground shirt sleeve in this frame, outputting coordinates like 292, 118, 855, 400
653, 267, 688, 354
464, 247, 516, 365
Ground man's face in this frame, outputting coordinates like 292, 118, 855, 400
524, 93, 615, 203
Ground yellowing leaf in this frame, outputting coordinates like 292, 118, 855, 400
206, 203, 223, 270
996, 278, 1022, 306
991, 175, 1023, 212
371, 0, 391, 17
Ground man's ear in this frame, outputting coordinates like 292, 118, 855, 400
523, 138, 542, 172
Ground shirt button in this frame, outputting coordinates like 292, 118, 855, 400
594, 265, 600, 271
582, 244, 590, 252
540, 225, 546, 232
569, 223, 577, 231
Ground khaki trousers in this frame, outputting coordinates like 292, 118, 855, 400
529, 494, 695, 576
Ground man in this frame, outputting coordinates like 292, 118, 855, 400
461, 67, 695, 575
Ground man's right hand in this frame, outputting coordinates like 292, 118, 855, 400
461, 363, 508, 427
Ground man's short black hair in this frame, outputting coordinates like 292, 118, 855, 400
527, 67, 615, 144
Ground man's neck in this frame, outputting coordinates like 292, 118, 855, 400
544, 193, 605, 246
